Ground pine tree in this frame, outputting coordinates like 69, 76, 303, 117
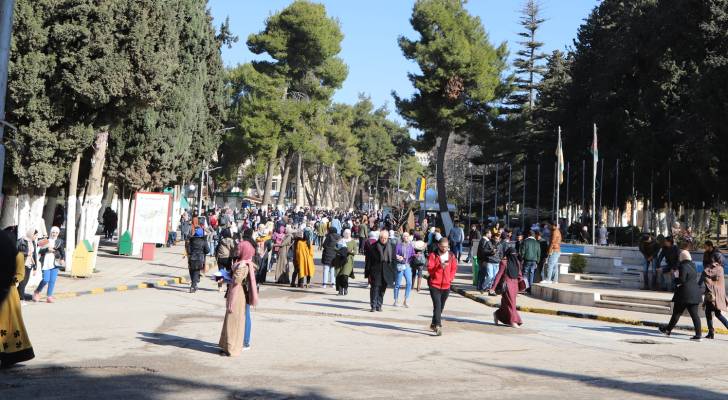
511, 0, 547, 111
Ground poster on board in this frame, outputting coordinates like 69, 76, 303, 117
131, 192, 172, 248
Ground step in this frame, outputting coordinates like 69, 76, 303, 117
571, 274, 642, 289
600, 294, 672, 307
594, 299, 672, 315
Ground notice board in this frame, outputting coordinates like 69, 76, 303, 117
131, 192, 171, 244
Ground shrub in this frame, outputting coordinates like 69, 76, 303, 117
569, 253, 587, 274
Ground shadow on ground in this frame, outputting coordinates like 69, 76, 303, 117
137, 332, 220, 354
456, 360, 726, 400
1, 365, 332, 399
337, 320, 433, 336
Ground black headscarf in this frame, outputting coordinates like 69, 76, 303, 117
0, 230, 18, 305
504, 247, 520, 279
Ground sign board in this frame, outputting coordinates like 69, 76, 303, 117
131, 192, 172, 245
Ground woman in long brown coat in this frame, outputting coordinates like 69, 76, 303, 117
274, 228, 292, 284
702, 249, 728, 339
219, 241, 254, 357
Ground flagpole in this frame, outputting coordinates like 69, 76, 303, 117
592, 124, 597, 245
556, 126, 561, 225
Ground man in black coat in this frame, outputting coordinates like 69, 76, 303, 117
365, 229, 396, 312
321, 227, 341, 288
186, 227, 210, 293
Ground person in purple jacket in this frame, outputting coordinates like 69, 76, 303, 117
393, 232, 415, 308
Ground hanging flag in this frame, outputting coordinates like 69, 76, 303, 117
556, 128, 564, 184
416, 177, 426, 201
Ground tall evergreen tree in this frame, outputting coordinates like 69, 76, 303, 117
395, 0, 509, 232
511, 0, 547, 111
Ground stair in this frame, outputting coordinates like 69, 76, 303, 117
562, 273, 642, 289
600, 294, 671, 307
594, 299, 672, 315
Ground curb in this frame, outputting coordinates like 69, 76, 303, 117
51, 276, 189, 300
451, 286, 728, 336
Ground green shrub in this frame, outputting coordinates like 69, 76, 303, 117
569, 253, 587, 274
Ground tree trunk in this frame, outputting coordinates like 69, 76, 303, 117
348, 175, 359, 210
295, 153, 305, 208
42, 186, 60, 235
77, 130, 109, 249
276, 153, 294, 208
0, 185, 19, 231
253, 174, 262, 197
436, 132, 454, 235
98, 179, 115, 222
312, 163, 323, 207
65, 154, 81, 273
16, 189, 47, 241
262, 142, 278, 207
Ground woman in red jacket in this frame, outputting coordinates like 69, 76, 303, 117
427, 237, 458, 336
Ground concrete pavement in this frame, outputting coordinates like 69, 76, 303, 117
5, 257, 728, 399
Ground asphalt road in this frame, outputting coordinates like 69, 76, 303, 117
4, 265, 728, 400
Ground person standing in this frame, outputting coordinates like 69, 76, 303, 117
0, 230, 35, 368
598, 223, 608, 246
519, 230, 540, 293
465, 224, 481, 264
639, 234, 660, 290
394, 232, 415, 307
273, 227, 293, 284
658, 250, 703, 341
102, 207, 118, 240
33, 227, 65, 303
294, 230, 315, 288
16, 229, 37, 302
656, 237, 679, 291
365, 229, 396, 312
426, 237, 458, 336
491, 247, 524, 328
535, 231, 548, 284
542, 222, 561, 284
335, 229, 357, 296
448, 223, 465, 262
701, 241, 727, 339
358, 219, 370, 253
185, 227, 210, 293
316, 219, 328, 250
321, 227, 340, 289
219, 241, 253, 357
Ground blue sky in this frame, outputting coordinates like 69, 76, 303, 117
208, 0, 599, 123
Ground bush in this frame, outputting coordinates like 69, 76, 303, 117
569, 253, 587, 274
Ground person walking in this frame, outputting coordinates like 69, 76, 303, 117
321, 227, 340, 289
358, 218, 370, 253
365, 229, 396, 312
491, 247, 524, 328
477, 231, 501, 294
701, 241, 727, 339
186, 227, 210, 293
102, 207, 118, 240
16, 229, 37, 302
335, 229, 357, 296
519, 230, 540, 293
219, 241, 254, 357
656, 237, 679, 291
33, 227, 65, 303
542, 222, 561, 284
294, 230, 315, 288
411, 236, 427, 293
393, 232, 415, 307
0, 230, 35, 368
426, 237, 458, 336
658, 250, 703, 341
316, 219, 327, 251
241, 241, 259, 351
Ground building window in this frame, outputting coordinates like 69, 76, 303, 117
271, 180, 278, 191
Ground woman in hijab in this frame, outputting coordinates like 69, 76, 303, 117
702, 248, 728, 339
0, 230, 35, 367
186, 227, 210, 293
335, 229, 358, 296
490, 247, 524, 328
659, 250, 703, 340
33, 226, 65, 303
219, 241, 256, 356
273, 226, 292, 284
294, 229, 315, 288
16, 229, 38, 302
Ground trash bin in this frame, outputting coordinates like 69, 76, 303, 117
118, 231, 133, 255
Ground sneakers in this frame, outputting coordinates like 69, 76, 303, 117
322, 284, 328, 289
435, 326, 442, 336
393, 301, 399, 307
243, 345, 251, 351
541, 280, 552, 284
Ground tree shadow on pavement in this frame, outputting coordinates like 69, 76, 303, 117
137, 332, 220, 354
1, 366, 333, 399
337, 320, 433, 336
455, 360, 726, 400
297, 302, 363, 311
572, 325, 681, 339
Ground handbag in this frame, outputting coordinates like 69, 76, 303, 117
495, 279, 506, 295
518, 277, 527, 292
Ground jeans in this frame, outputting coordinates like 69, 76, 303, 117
322, 264, 335, 285
483, 262, 499, 291
429, 286, 450, 327
665, 303, 702, 337
451, 242, 462, 261
394, 265, 413, 302
17, 266, 32, 300
36, 267, 59, 297
244, 303, 252, 347
543, 252, 560, 282
476, 261, 491, 291
370, 284, 387, 310
643, 259, 657, 289
524, 260, 538, 288
705, 302, 728, 333
659, 269, 674, 291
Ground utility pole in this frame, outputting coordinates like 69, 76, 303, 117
0, 0, 16, 199
507, 163, 512, 228
396, 158, 402, 206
